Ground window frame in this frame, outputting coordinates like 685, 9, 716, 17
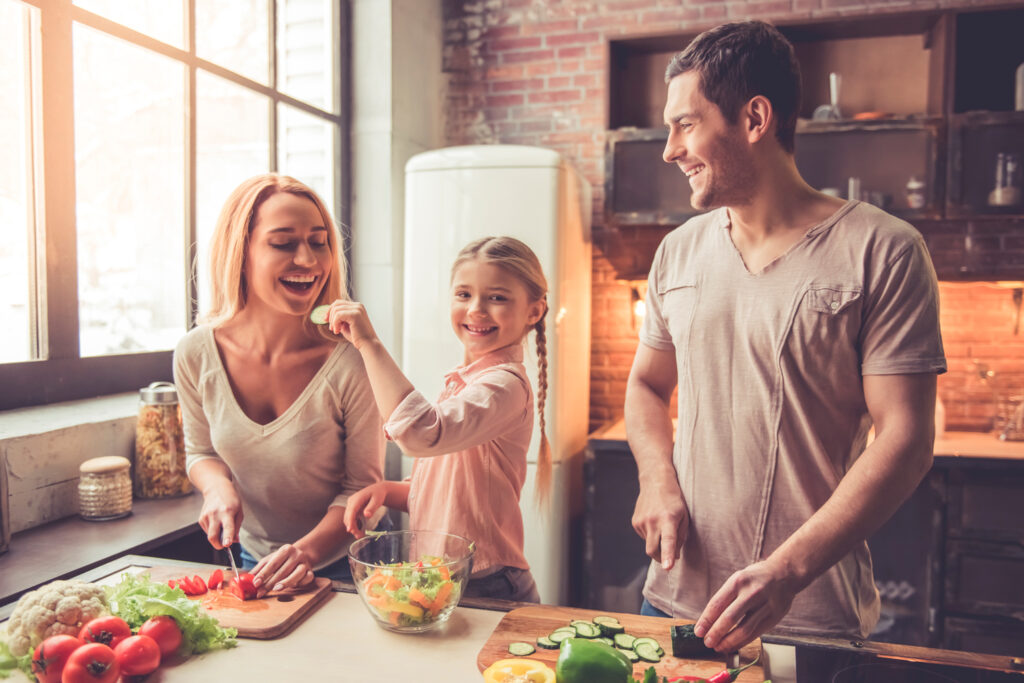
1, 0, 349, 411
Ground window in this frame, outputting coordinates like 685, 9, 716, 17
0, 0, 347, 410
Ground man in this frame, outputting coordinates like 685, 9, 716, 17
625, 20, 946, 651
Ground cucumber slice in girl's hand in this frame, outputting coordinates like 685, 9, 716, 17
310, 304, 330, 325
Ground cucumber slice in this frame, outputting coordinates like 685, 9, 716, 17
592, 615, 625, 635
631, 637, 661, 652
612, 633, 636, 649
635, 641, 662, 663
618, 647, 640, 662
595, 637, 615, 646
549, 630, 575, 644
536, 636, 559, 649
572, 621, 601, 638
310, 304, 330, 325
508, 641, 535, 656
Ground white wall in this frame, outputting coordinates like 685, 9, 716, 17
349, 0, 444, 360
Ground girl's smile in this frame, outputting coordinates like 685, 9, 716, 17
450, 259, 545, 364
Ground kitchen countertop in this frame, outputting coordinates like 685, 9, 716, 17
590, 419, 1024, 460
3, 555, 1022, 682
0, 493, 204, 607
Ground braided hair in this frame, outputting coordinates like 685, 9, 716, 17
452, 236, 552, 504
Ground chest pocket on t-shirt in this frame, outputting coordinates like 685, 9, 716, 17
793, 285, 864, 364
806, 285, 862, 315
657, 281, 698, 355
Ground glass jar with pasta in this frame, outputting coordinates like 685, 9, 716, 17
135, 381, 192, 498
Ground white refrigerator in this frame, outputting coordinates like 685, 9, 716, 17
402, 145, 592, 605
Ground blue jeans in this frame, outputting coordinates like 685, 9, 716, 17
641, 597, 671, 618
463, 567, 541, 603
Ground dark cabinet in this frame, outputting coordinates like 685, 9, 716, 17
941, 464, 1024, 656
583, 426, 1024, 656
581, 434, 647, 613
603, 6, 1024, 279
948, 112, 1024, 219
795, 118, 945, 221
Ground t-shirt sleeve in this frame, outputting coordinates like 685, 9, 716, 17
172, 333, 221, 474
860, 236, 947, 375
331, 353, 385, 509
639, 239, 676, 351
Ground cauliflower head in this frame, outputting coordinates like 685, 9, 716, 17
4, 580, 108, 656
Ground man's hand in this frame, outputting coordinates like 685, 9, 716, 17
632, 476, 689, 570
694, 557, 800, 652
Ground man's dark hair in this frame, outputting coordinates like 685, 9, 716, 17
665, 21, 801, 153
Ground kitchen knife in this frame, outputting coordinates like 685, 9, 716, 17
224, 531, 241, 584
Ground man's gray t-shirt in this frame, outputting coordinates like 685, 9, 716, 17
639, 200, 946, 638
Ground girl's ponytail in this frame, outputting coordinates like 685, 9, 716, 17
534, 313, 552, 506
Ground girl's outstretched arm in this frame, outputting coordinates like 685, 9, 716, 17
342, 480, 411, 538
328, 300, 415, 418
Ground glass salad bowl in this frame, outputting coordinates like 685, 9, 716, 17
348, 530, 475, 633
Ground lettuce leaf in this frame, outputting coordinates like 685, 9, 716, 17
0, 639, 32, 680
105, 572, 237, 655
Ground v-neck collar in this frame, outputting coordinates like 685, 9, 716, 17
720, 200, 858, 276
205, 325, 343, 435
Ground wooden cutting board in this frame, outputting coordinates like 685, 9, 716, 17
115, 565, 332, 640
477, 605, 764, 681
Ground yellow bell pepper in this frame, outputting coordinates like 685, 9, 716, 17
481, 658, 556, 683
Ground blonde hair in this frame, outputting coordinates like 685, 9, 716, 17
452, 236, 552, 504
201, 173, 347, 340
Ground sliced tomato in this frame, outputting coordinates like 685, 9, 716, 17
207, 568, 224, 590
176, 575, 200, 596
190, 574, 208, 595
231, 572, 258, 600
167, 579, 177, 590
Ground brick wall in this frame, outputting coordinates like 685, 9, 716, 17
441, 0, 1012, 434
938, 282, 1024, 433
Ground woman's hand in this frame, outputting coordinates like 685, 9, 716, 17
328, 301, 379, 351
197, 476, 244, 550
342, 481, 392, 538
251, 544, 316, 597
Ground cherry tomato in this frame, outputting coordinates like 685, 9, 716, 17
61, 642, 119, 683
137, 616, 183, 658
191, 574, 208, 595
31, 635, 83, 683
78, 616, 131, 649
208, 568, 224, 590
232, 572, 258, 600
113, 635, 161, 676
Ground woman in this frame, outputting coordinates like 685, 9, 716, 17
174, 174, 385, 596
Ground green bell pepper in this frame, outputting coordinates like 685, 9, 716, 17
556, 637, 635, 683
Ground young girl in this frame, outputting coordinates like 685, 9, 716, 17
331, 236, 551, 603
174, 173, 386, 597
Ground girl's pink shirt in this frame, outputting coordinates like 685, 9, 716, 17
383, 344, 533, 575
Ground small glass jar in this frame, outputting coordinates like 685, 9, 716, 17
79, 456, 132, 521
135, 381, 192, 499
906, 176, 926, 209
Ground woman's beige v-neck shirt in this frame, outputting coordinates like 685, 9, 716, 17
174, 325, 385, 569
639, 200, 946, 638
